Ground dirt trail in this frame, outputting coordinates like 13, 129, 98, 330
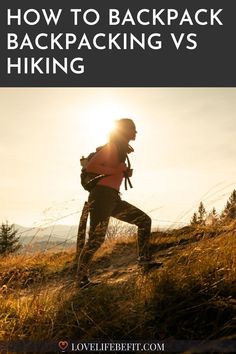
89, 239, 182, 285
87, 228, 210, 285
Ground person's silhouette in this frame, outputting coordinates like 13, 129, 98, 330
77, 118, 161, 287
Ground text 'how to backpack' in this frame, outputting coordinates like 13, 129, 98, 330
80, 145, 133, 192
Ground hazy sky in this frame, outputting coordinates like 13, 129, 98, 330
1, 88, 236, 228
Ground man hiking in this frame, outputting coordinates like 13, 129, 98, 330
77, 118, 161, 287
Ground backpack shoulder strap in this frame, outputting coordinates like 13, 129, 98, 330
124, 154, 133, 190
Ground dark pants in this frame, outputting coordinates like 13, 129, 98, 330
77, 185, 151, 277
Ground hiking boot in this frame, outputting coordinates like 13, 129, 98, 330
137, 255, 151, 263
79, 276, 101, 289
137, 256, 163, 271
79, 275, 91, 288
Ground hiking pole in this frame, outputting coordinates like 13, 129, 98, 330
75, 201, 89, 262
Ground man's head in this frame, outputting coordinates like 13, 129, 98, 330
114, 118, 137, 141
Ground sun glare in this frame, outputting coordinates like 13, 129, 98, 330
79, 98, 130, 147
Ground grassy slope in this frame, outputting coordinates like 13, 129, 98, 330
0, 223, 236, 348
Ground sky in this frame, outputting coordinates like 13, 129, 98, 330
1, 88, 236, 229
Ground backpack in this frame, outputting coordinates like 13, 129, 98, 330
80, 145, 133, 192
80, 146, 105, 192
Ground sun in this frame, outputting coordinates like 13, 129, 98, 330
79, 97, 130, 147
91, 111, 116, 143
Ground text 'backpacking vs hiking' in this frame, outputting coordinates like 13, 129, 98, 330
6, 8, 223, 75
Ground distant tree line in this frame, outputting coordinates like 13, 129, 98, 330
190, 189, 236, 226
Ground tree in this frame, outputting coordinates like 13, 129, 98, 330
190, 201, 206, 226
0, 222, 21, 255
197, 201, 206, 226
106, 217, 136, 240
190, 212, 198, 226
207, 207, 218, 225
221, 189, 236, 222
212, 207, 217, 217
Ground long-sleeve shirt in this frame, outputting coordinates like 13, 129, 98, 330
86, 142, 127, 191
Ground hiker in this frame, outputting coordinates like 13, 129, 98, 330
77, 118, 158, 287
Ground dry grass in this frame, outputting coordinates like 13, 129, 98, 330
0, 224, 236, 347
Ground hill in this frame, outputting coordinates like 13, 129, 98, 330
16, 224, 78, 242
15, 224, 77, 252
0, 222, 236, 353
